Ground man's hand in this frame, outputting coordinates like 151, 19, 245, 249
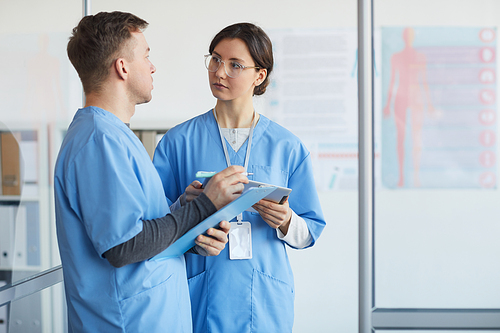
194, 221, 231, 256
203, 165, 248, 209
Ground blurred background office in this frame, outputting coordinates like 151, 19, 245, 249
0, 0, 499, 332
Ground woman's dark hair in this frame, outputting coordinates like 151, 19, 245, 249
209, 23, 274, 96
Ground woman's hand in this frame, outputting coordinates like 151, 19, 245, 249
181, 180, 204, 205
252, 198, 292, 235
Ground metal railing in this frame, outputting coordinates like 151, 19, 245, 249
0, 265, 63, 308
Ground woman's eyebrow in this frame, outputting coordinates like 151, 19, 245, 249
212, 51, 246, 63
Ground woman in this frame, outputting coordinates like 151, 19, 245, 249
153, 23, 325, 333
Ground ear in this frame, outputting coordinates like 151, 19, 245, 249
254, 68, 267, 87
114, 58, 128, 81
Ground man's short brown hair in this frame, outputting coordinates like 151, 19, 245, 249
67, 11, 148, 94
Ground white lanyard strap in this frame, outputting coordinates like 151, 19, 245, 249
214, 108, 256, 222
213, 108, 256, 172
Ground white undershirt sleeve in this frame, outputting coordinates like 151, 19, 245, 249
276, 210, 313, 248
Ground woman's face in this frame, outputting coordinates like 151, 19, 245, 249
208, 38, 266, 104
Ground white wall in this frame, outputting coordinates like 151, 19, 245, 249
91, 0, 358, 129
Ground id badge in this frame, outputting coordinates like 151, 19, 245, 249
229, 222, 252, 260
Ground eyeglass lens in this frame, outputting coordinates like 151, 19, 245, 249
205, 55, 243, 78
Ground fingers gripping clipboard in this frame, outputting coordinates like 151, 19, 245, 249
151, 187, 277, 260
242, 180, 292, 213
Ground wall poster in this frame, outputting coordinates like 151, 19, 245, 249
381, 27, 497, 189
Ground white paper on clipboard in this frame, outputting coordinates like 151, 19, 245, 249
242, 180, 292, 213
151, 186, 277, 260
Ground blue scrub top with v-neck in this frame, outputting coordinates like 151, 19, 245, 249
153, 109, 325, 333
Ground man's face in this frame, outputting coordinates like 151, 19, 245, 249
126, 31, 156, 105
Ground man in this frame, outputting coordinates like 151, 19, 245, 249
54, 11, 247, 332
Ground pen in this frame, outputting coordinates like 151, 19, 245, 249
195, 171, 253, 178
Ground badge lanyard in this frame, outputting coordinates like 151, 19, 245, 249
213, 108, 256, 223
214, 108, 255, 260
213, 108, 256, 175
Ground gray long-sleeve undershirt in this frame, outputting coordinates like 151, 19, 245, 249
103, 192, 217, 268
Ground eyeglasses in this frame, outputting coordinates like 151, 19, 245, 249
204, 54, 260, 78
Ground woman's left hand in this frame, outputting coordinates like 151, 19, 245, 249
182, 180, 204, 205
252, 198, 292, 235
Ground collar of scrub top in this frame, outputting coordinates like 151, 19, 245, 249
213, 108, 256, 223
213, 107, 256, 172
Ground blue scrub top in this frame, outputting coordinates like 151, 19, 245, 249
153, 110, 326, 333
54, 107, 192, 333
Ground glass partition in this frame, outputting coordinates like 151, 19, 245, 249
373, 0, 500, 328
1, 276, 65, 333
0, 0, 81, 281
0, 1, 81, 332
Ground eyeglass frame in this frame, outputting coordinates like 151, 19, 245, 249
204, 54, 261, 78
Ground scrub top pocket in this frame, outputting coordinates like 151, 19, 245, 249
249, 165, 288, 187
120, 273, 191, 333
251, 269, 294, 333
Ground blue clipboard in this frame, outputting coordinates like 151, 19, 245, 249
152, 186, 277, 260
